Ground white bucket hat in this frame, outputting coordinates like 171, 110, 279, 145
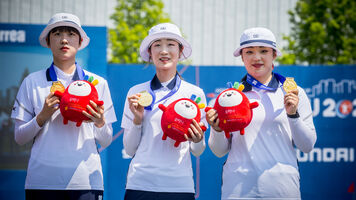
233, 27, 282, 57
139, 23, 192, 62
39, 13, 90, 50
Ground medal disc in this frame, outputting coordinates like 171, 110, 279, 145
138, 91, 153, 107
50, 81, 65, 93
283, 77, 297, 93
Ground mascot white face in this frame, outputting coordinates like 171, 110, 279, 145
174, 99, 198, 119
218, 89, 243, 107
68, 81, 91, 96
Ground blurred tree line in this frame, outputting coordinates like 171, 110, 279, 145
109, 0, 170, 63
109, 0, 355, 65
278, 0, 356, 65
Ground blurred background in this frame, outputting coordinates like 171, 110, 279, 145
0, 0, 355, 199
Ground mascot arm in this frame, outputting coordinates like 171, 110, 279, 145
54, 91, 63, 99
200, 124, 207, 132
250, 101, 259, 109
95, 100, 104, 107
204, 107, 213, 112
158, 104, 166, 111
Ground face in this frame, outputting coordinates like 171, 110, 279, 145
218, 89, 243, 107
149, 38, 182, 72
241, 46, 276, 84
48, 28, 82, 62
68, 81, 91, 96
174, 99, 198, 119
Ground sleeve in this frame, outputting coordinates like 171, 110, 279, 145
289, 87, 317, 153
121, 87, 142, 157
14, 118, 42, 145
94, 123, 113, 148
11, 77, 35, 122
99, 79, 117, 124
190, 87, 207, 156
208, 128, 231, 158
123, 124, 142, 157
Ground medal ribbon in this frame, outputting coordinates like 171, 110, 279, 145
246, 73, 286, 91
47, 62, 85, 82
145, 74, 182, 110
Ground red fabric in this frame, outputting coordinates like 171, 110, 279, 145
205, 88, 258, 138
348, 182, 355, 193
54, 80, 103, 127
159, 98, 204, 147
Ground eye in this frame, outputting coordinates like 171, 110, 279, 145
261, 49, 269, 53
153, 43, 161, 47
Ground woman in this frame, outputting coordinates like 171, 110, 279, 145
121, 23, 207, 200
12, 13, 116, 200
207, 27, 317, 199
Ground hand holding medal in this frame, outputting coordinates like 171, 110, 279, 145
137, 91, 153, 107
283, 77, 298, 93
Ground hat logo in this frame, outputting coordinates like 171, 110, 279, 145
253, 34, 259, 38
160, 27, 166, 30
62, 16, 68, 19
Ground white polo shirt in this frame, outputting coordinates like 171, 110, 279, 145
209, 75, 317, 199
11, 66, 117, 190
121, 76, 207, 193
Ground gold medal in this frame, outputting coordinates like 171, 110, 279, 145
50, 81, 65, 93
283, 77, 298, 93
138, 91, 153, 107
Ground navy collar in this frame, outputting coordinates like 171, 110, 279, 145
46, 62, 85, 82
150, 74, 177, 91
241, 73, 280, 92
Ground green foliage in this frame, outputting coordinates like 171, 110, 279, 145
109, 0, 170, 63
278, 0, 356, 65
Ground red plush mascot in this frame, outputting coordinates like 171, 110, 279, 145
54, 76, 103, 127
159, 95, 207, 147
205, 82, 258, 138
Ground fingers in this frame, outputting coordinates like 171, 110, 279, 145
284, 93, 299, 105
45, 93, 60, 110
187, 119, 204, 143
85, 105, 101, 119
89, 100, 104, 114
206, 109, 217, 125
284, 90, 299, 115
128, 94, 143, 110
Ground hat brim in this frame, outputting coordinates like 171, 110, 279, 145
140, 32, 192, 62
233, 42, 282, 57
39, 21, 90, 50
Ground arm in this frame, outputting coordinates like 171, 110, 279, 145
14, 118, 42, 145
93, 123, 113, 148
123, 124, 142, 157
188, 90, 208, 156
208, 127, 231, 157
121, 91, 145, 157
205, 106, 230, 157
187, 120, 206, 157
285, 88, 317, 153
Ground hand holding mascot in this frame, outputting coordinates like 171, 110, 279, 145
54, 76, 103, 127
205, 82, 258, 138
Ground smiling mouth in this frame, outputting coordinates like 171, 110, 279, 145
160, 57, 170, 62
252, 64, 263, 68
